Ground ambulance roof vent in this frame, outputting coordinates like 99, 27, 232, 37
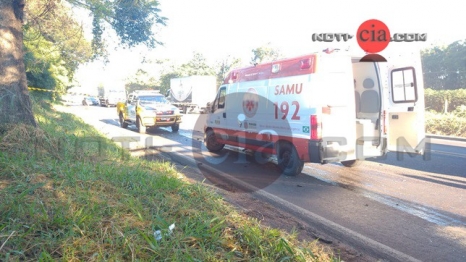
272, 64, 280, 73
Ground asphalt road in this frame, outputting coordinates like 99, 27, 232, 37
59, 104, 466, 262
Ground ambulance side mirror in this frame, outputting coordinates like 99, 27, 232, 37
206, 102, 213, 113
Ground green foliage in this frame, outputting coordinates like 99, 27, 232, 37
180, 52, 217, 76
23, 0, 93, 98
424, 88, 445, 112
24, 46, 56, 101
0, 98, 338, 261
452, 105, 466, 118
125, 69, 159, 93
215, 55, 243, 86
69, 0, 167, 55
91, 11, 108, 59
24, 36, 68, 95
113, 0, 166, 49
421, 40, 466, 90
424, 89, 466, 136
157, 52, 217, 95
424, 88, 466, 112
425, 111, 466, 137
251, 43, 283, 65
157, 53, 244, 94
159, 72, 182, 96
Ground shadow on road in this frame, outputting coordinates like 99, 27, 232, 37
368, 143, 466, 178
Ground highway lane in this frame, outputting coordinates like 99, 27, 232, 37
370, 138, 466, 178
59, 105, 466, 261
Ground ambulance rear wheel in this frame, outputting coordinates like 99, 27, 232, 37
341, 160, 361, 167
277, 142, 304, 176
205, 129, 224, 152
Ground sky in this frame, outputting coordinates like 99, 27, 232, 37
72, 0, 466, 95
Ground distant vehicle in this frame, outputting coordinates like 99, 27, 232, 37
82, 96, 100, 106
168, 76, 217, 114
98, 86, 126, 107
61, 94, 82, 105
116, 90, 182, 133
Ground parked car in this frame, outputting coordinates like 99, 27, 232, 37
82, 96, 100, 106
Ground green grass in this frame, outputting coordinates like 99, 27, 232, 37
0, 99, 338, 261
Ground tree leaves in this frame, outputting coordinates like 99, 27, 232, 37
250, 43, 283, 65
422, 40, 466, 90
23, 0, 93, 94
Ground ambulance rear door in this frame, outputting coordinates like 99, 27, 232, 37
317, 54, 357, 162
384, 52, 426, 155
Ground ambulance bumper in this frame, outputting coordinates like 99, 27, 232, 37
309, 140, 346, 164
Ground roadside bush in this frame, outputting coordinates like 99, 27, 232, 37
452, 105, 466, 118
424, 88, 466, 113
448, 89, 466, 112
424, 88, 445, 112
425, 111, 466, 137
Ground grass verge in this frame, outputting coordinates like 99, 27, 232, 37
0, 99, 339, 261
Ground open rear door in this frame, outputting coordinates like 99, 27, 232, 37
385, 52, 426, 155
317, 54, 357, 162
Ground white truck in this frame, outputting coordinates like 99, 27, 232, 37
98, 85, 126, 107
169, 76, 217, 114
204, 49, 426, 176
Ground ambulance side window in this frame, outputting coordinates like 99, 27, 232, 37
217, 87, 226, 109
391, 67, 417, 103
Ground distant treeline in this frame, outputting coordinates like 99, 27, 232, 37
422, 40, 466, 90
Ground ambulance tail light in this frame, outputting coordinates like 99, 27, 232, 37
301, 58, 312, 69
310, 115, 322, 140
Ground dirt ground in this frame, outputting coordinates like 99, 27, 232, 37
136, 149, 377, 262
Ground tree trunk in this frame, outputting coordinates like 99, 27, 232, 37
0, 0, 36, 127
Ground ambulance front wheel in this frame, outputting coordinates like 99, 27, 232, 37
205, 129, 225, 152
277, 142, 304, 176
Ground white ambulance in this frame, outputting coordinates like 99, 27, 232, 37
204, 50, 426, 176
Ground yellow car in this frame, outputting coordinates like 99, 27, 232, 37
116, 91, 182, 133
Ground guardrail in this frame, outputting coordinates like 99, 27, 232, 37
426, 134, 466, 142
